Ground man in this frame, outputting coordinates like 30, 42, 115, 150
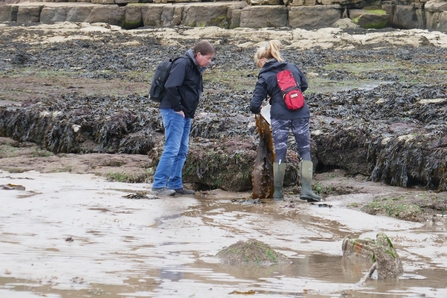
151, 40, 215, 196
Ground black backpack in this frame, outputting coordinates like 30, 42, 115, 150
149, 56, 186, 102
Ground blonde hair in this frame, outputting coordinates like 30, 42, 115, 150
254, 40, 284, 68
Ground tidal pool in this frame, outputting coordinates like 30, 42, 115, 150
0, 170, 446, 297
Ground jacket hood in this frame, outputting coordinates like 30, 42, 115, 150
259, 59, 288, 75
186, 49, 207, 74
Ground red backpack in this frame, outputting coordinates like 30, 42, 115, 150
276, 68, 304, 110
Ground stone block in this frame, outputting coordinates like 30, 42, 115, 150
91, 0, 114, 4
115, 0, 139, 4
349, 8, 391, 29
228, 5, 243, 28
425, 0, 447, 12
289, 5, 341, 29
66, 6, 94, 22
425, 8, 447, 30
123, 5, 142, 29
287, 0, 317, 6
318, 0, 336, 5
436, 11, 447, 31
247, 0, 280, 5
153, 5, 184, 27
85, 5, 126, 27
154, 0, 199, 3
240, 5, 288, 28
40, 6, 68, 23
182, 4, 229, 28
161, 5, 183, 27
0, 5, 13, 22
392, 5, 422, 29
382, 3, 395, 25
357, 13, 389, 28
338, 0, 364, 8
17, 5, 42, 23
141, 4, 164, 27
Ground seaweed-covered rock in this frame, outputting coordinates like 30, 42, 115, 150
342, 232, 403, 279
216, 239, 292, 266
0, 94, 162, 154
181, 136, 257, 192
310, 82, 447, 191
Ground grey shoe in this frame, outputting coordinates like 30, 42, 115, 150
151, 187, 176, 196
173, 188, 195, 195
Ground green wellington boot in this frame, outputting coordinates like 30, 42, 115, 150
300, 160, 323, 202
273, 162, 287, 201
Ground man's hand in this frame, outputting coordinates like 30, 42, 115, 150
176, 110, 185, 118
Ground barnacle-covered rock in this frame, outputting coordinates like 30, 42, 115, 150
342, 232, 403, 279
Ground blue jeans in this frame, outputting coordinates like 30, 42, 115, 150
152, 109, 191, 189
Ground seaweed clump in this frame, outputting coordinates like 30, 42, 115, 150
216, 239, 292, 266
310, 82, 447, 191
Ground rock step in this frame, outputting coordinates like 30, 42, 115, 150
0, 1, 447, 32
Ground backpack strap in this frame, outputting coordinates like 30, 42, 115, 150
178, 54, 193, 68
283, 63, 300, 88
174, 54, 203, 92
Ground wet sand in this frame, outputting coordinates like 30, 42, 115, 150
1, 170, 446, 297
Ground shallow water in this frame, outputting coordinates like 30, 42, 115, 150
0, 170, 446, 297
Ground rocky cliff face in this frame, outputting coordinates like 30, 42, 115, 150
1, 0, 447, 32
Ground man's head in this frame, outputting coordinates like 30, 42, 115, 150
193, 40, 215, 68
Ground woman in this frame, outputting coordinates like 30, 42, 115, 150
151, 40, 215, 196
250, 40, 322, 202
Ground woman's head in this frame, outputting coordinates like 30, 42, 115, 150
193, 40, 215, 67
254, 40, 283, 68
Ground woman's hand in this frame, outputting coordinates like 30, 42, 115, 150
176, 110, 185, 118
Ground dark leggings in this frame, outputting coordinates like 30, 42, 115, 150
271, 118, 311, 163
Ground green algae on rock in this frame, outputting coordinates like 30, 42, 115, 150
216, 239, 292, 266
342, 232, 403, 280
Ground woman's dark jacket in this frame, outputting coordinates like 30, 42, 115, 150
159, 50, 203, 119
250, 59, 310, 120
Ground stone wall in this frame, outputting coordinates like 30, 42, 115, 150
1, 0, 447, 31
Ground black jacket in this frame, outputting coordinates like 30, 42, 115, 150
250, 59, 310, 120
159, 50, 203, 119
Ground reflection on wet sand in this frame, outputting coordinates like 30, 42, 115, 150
1, 171, 446, 297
